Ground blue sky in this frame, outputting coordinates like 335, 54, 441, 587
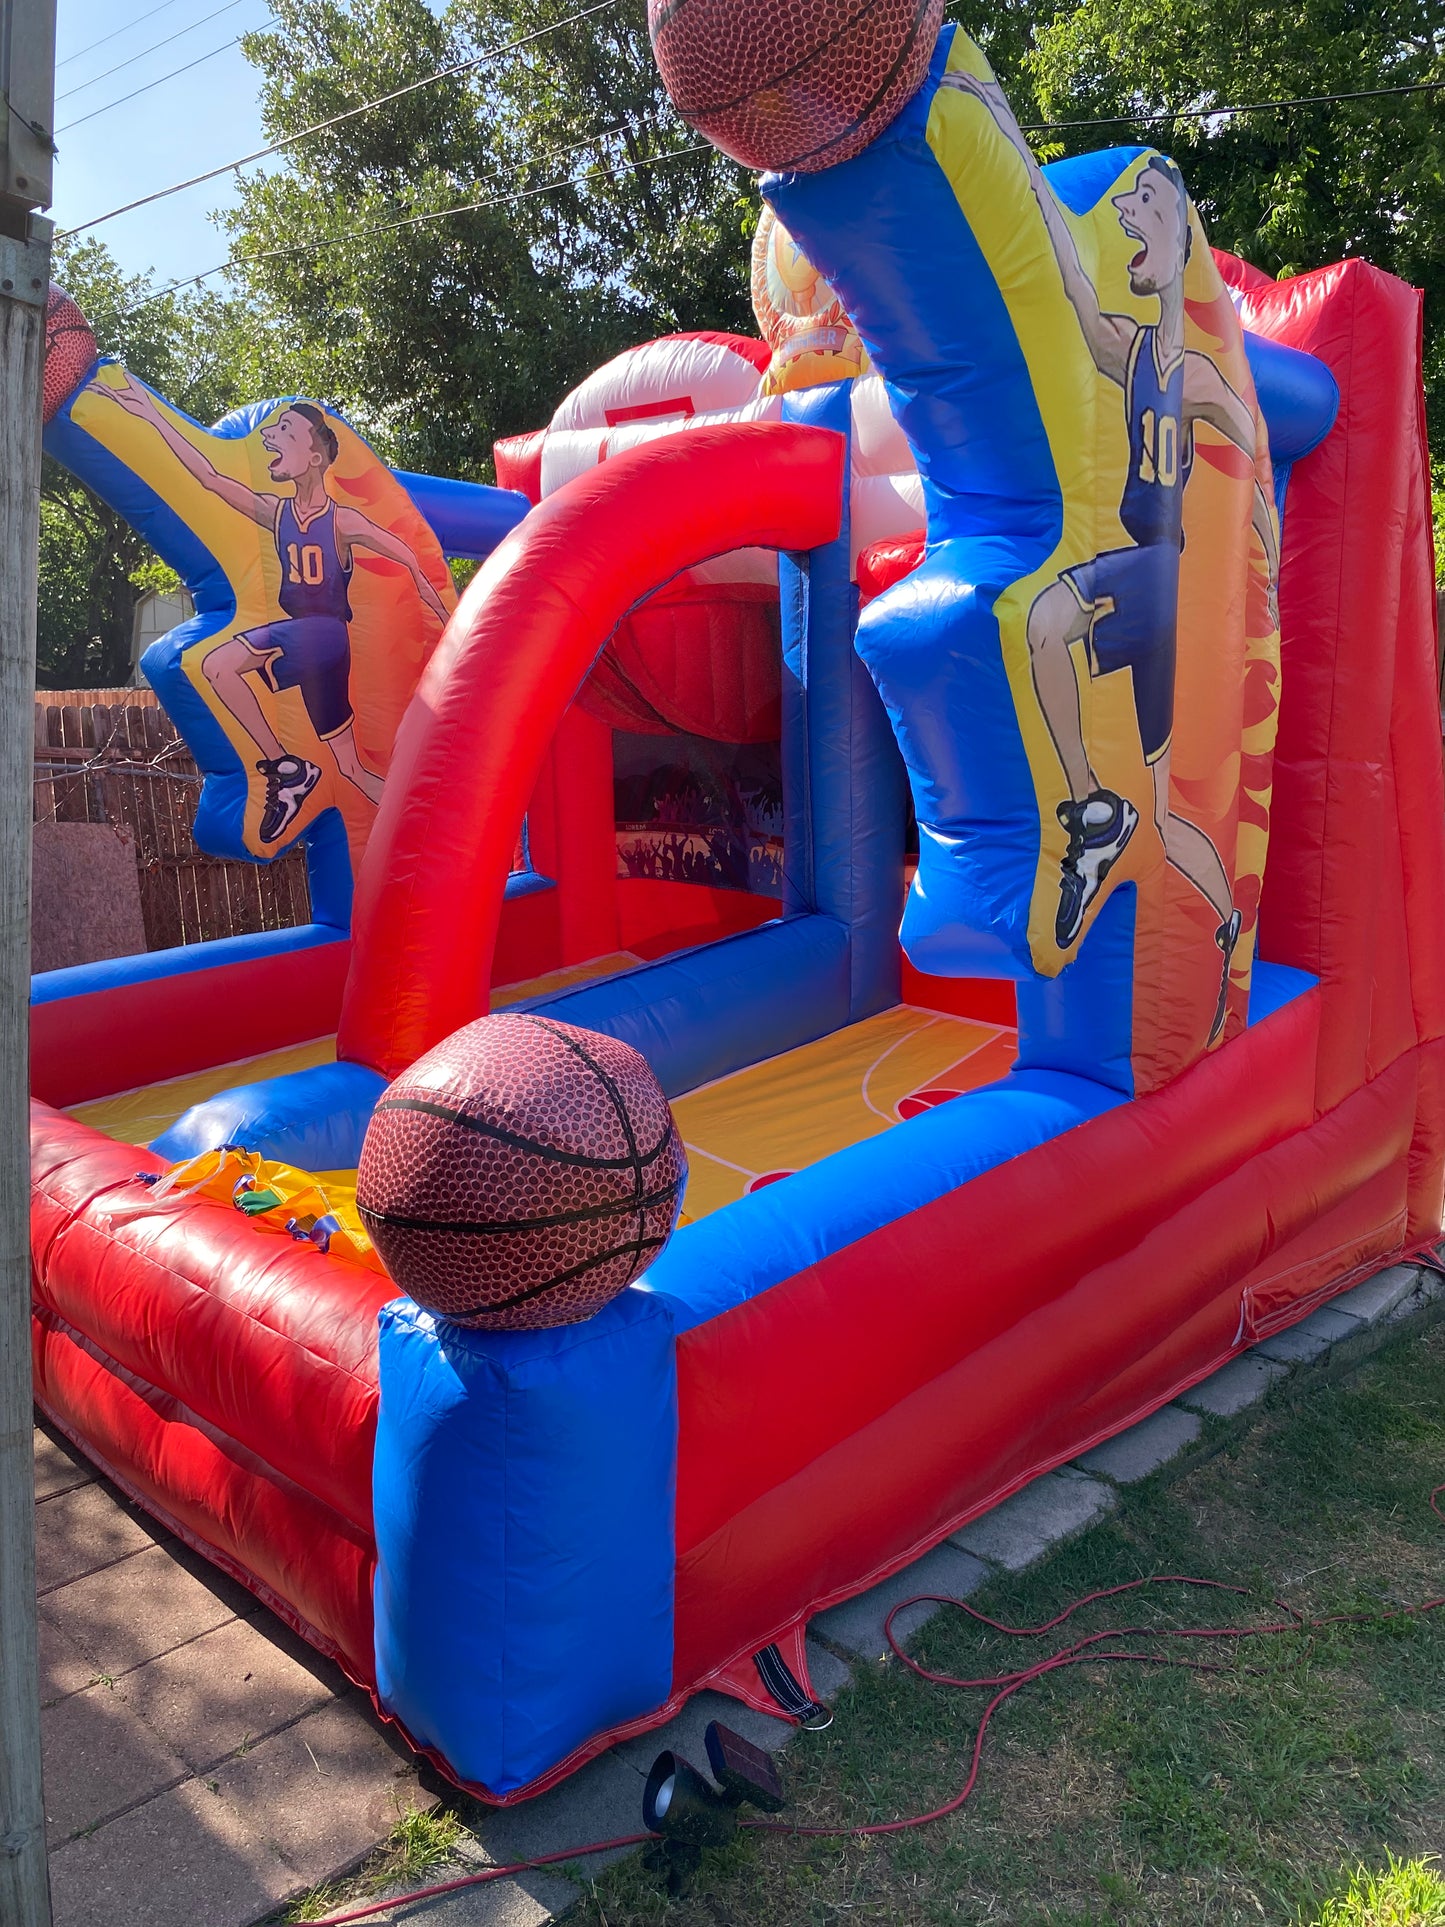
52, 0, 277, 289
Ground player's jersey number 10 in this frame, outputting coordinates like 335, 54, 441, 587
1137, 408, 1180, 488
286, 542, 326, 587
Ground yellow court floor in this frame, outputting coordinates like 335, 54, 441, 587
67, 962, 1017, 1231
672, 1005, 1017, 1222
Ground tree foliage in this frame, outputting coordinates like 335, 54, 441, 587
1009, 0, 1445, 421
42, 0, 1445, 680
224, 0, 756, 478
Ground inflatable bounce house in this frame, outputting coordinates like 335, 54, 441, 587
30, 0, 1445, 1805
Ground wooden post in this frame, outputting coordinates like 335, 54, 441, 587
0, 2, 56, 1921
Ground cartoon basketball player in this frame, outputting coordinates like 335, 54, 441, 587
90, 372, 450, 844
752, 205, 868, 396
943, 75, 1279, 1042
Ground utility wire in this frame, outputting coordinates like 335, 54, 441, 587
57, 29, 272, 134
58, 0, 192, 70
108, 68, 1444, 311
57, 0, 257, 104
62, 51, 1441, 249
1024, 75, 1445, 132
120, 137, 713, 314
57, 0, 620, 237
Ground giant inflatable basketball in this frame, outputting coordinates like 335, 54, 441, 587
357, 1015, 687, 1330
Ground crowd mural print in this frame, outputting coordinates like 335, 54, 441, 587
613, 732, 785, 895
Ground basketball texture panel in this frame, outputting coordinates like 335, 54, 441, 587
650, 0, 943, 174
394, 1019, 643, 1163
356, 1013, 688, 1331
42, 285, 99, 425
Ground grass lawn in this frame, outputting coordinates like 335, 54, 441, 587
575, 1320, 1445, 1926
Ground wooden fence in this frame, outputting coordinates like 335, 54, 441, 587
34, 689, 311, 953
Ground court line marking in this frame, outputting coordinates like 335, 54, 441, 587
681, 1143, 761, 1182
865, 1021, 1015, 1123
860, 1012, 950, 1123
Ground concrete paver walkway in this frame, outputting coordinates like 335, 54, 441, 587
33, 1424, 435, 1927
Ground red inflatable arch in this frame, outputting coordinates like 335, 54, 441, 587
339, 422, 846, 1080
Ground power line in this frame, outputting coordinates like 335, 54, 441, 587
120, 136, 713, 314
1025, 75, 1445, 132
57, 30, 271, 134
234, 126, 691, 266
100, 68, 1445, 307
64, 50, 1439, 259
58, 0, 192, 70
56, 0, 620, 237
57, 0, 257, 104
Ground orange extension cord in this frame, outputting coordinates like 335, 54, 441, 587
310, 1478, 1442, 1923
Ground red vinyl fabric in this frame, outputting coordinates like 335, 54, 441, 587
31, 938, 351, 1110
1239, 262, 1445, 1176
338, 422, 846, 1081
492, 427, 545, 504
1212, 248, 1277, 295
577, 583, 782, 742
30, 1104, 389, 1678
857, 531, 924, 605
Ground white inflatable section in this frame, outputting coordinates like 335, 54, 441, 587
540, 337, 924, 579
548, 334, 767, 436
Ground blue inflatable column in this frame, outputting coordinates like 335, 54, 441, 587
372, 1288, 678, 1795
779, 381, 906, 1020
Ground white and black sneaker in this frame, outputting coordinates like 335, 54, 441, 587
257, 754, 322, 844
1055, 789, 1139, 947
1209, 907, 1244, 1045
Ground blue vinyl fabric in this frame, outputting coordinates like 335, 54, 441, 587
1247, 958, 1318, 1023
1239, 334, 1339, 468
640, 1066, 1125, 1335
524, 913, 849, 1098
394, 470, 530, 560
1239, 333, 1339, 520
766, 32, 1061, 987
30, 920, 347, 1006
779, 382, 907, 1018
372, 1291, 678, 1795
1015, 885, 1136, 1094
149, 1060, 388, 1167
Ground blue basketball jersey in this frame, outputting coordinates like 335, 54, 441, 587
275, 496, 353, 623
1118, 325, 1192, 551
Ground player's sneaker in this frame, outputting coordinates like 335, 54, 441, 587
1209, 907, 1244, 1045
1055, 790, 1139, 947
256, 755, 322, 844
